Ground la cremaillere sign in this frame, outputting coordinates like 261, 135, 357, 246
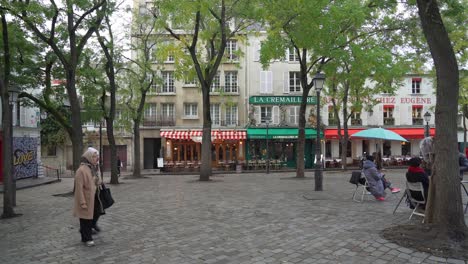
249, 96, 317, 105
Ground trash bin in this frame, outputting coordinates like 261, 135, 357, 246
236, 164, 242, 173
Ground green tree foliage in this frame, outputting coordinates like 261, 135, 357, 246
148, 0, 259, 180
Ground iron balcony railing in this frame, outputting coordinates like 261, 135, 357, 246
351, 118, 362, 125
412, 118, 423, 125
384, 117, 395, 126
142, 115, 176, 127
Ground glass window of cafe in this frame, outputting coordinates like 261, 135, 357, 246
248, 140, 295, 162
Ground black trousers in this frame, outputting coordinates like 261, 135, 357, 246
79, 218, 93, 242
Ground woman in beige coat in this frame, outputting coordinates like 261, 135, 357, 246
73, 148, 103, 246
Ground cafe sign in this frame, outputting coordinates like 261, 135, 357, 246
249, 96, 317, 105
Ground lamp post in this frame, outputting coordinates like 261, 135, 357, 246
265, 118, 270, 174
424, 111, 431, 138
313, 72, 326, 191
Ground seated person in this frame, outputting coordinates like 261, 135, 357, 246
459, 152, 468, 180
362, 155, 400, 201
406, 157, 429, 205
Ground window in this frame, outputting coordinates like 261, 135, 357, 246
161, 71, 175, 93
144, 103, 157, 118
412, 78, 421, 94
383, 106, 394, 125
162, 103, 175, 118
184, 103, 198, 118
225, 105, 238, 126
288, 47, 299, 62
210, 72, 221, 92
383, 107, 394, 118
211, 104, 221, 125
289, 71, 301, 92
260, 106, 272, 123
226, 40, 238, 60
328, 105, 335, 119
224, 71, 238, 93
166, 54, 175, 63
289, 106, 299, 125
184, 78, 197, 86
412, 105, 423, 125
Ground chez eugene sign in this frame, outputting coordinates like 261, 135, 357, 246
249, 96, 431, 105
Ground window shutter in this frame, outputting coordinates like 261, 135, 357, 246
254, 41, 260, 61
285, 48, 289, 61
260, 71, 267, 94
394, 105, 399, 125
20, 105, 26, 126
267, 71, 273, 93
283, 72, 290, 94
255, 106, 261, 125
273, 106, 280, 124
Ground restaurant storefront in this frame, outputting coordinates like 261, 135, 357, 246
324, 127, 436, 165
246, 128, 321, 169
160, 129, 246, 170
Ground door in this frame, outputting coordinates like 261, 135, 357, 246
143, 138, 161, 169
103, 145, 127, 171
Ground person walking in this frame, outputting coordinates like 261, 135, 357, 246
73, 147, 104, 247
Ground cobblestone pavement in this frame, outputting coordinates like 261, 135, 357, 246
1, 169, 468, 264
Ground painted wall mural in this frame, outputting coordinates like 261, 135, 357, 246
13, 137, 38, 179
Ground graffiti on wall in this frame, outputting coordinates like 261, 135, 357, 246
13, 137, 38, 179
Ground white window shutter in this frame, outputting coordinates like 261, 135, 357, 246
285, 48, 289, 61
254, 41, 260, 61
283, 72, 290, 94
273, 106, 280, 124
266, 71, 273, 94
260, 71, 267, 94
255, 106, 261, 125
20, 105, 26, 126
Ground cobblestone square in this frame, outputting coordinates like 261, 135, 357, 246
1, 169, 467, 263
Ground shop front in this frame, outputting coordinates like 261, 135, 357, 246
324, 127, 436, 165
246, 128, 320, 169
160, 129, 246, 171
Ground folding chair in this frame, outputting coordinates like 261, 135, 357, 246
461, 181, 468, 214
406, 181, 426, 222
352, 172, 371, 202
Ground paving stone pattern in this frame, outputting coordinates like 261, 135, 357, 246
1, 169, 467, 264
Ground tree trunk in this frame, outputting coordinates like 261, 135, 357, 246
1, 80, 16, 218
296, 92, 307, 178
106, 118, 119, 184
200, 86, 212, 181
66, 70, 84, 172
132, 123, 142, 178
417, 0, 467, 232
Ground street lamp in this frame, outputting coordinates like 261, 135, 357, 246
424, 111, 431, 138
313, 72, 325, 191
265, 118, 270, 174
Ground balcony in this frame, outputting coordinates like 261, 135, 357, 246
212, 119, 239, 127
328, 118, 339, 126
384, 117, 395, 126
412, 118, 423, 125
209, 86, 240, 94
351, 119, 362, 125
142, 115, 176, 127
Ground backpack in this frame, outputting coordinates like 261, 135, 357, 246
349, 171, 362, 185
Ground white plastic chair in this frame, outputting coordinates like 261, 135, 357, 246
352, 172, 370, 202
406, 181, 426, 222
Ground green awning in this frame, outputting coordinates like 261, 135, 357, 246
247, 128, 322, 139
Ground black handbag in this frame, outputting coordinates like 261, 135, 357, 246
99, 184, 115, 209
349, 171, 362, 185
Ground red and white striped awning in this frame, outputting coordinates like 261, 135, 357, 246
160, 130, 246, 140
160, 130, 191, 140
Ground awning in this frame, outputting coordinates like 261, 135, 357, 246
247, 128, 321, 139
412, 105, 423, 108
383, 105, 395, 108
325, 129, 365, 139
325, 128, 435, 140
160, 129, 246, 140
412, 77, 422, 82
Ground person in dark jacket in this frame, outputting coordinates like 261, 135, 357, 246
406, 157, 429, 204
